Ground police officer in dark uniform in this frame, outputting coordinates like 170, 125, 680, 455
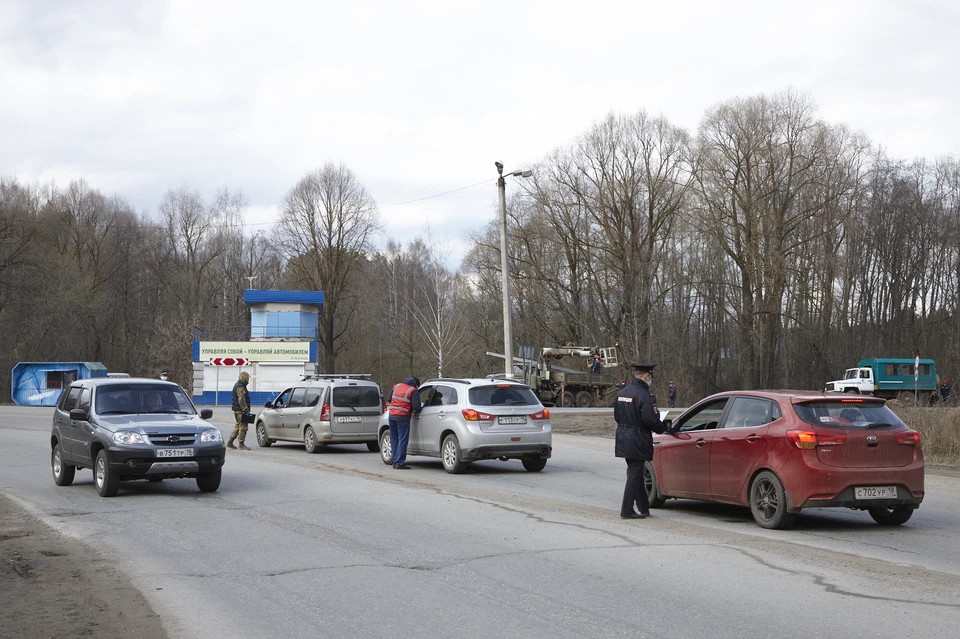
615, 363, 668, 519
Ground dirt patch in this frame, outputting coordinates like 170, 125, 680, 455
550, 412, 617, 437
0, 492, 167, 639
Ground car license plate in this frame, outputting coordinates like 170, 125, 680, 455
337, 416, 362, 423
498, 416, 527, 425
854, 486, 897, 499
156, 448, 194, 458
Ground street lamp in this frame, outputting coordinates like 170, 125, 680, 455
496, 161, 533, 378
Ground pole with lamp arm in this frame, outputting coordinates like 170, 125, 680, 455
495, 161, 533, 378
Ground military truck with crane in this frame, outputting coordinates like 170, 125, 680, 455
487, 345, 621, 407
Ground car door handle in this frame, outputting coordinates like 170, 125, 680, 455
695, 439, 708, 447
746, 435, 762, 443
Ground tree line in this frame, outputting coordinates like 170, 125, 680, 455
2, 89, 957, 404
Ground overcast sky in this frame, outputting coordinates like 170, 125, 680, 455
2, 0, 958, 266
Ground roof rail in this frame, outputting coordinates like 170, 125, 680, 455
301, 373, 373, 381
424, 378, 472, 385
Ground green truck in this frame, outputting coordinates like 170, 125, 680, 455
823, 358, 937, 403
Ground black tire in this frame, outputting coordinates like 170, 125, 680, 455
868, 505, 914, 526
94, 450, 119, 497
749, 470, 795, 529
379, 429, 393, 465
366, 441, 380, 452
844, 388, 859, 394
898, 391, 915, 404
256, 422, 273, 447
575, 391, 593, 408
521, 457, 547, 472
51, 444, 75, 487
304, 426, 323, 454
562, 391, 575, 407
644, 461, 666, 508
196, 470, 222, 493
441, 434, 466, 474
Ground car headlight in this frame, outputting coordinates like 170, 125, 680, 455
200, 429, 224, 443
113, 431, 148, 445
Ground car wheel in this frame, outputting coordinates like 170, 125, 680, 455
196, 470, 222, 493
379, 429, 393, 465
562, 391, 575, 407
94, 450, 119, 497
868, 505, 914, 526
643, 461, 666, 508
366, 441, 380, 452
256, 423, 273, 447
521, 456, 547, 472
441, 434, 466, 474
749, 470, 795, 529
304, 426, 323, 454
575, 391, 593, 408
51, 444, 75, 487
844, 388, 859, 394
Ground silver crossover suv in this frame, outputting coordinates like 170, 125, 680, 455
378, 378, 552, 473
255, 374, 383, 453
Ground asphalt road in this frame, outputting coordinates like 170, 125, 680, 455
2, 405, 959, 638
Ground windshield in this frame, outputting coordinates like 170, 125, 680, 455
793, 401, 904, 430
95, 384, 196, 415
468, 385, 540, 407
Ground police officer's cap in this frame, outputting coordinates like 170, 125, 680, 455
631, 363, 657, 373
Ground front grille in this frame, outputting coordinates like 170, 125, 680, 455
147, 433, 198, 446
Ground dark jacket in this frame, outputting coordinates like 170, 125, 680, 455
232, 380, 250, 413
614, 377, 667, 460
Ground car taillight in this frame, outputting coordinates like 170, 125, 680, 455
896, 430, 920, 446
530, 408, 550, 420
320, 404, 330, 421
786, 430, 847, 449
382, 403, 387, 414
461, 408, 494, 421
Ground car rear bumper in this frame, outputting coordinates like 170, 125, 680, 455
799, 485, 923, 509
784, 454, 924, 511
461, 443, 552, 461
106, 446, 226, 478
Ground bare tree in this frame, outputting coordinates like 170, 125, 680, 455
275, 163, 381, 372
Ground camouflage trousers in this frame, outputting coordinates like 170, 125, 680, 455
230, 412, 248, 442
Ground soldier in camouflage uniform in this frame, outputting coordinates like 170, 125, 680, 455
228, 372, 251, 450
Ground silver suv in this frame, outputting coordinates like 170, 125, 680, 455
255, 374, 383, 453
377, 378, 552, 473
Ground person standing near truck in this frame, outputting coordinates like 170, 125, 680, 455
614, 363, 668, 519
941, 380, 952, 403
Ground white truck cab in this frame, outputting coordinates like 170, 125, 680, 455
824, 367, 874, 394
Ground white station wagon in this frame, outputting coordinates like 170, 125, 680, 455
255, 375, 382, 453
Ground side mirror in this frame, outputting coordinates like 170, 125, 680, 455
661, 419, 673, 434
69, 408, 89, 422
264, 401, 273, 408
200, 408, 213, 419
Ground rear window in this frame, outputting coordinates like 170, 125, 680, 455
332, 385, 381, 408
469, 385, 539, 406
793, 401, 904, 430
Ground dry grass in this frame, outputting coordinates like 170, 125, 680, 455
890, 405, 960, 465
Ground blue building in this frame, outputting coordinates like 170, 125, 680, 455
191, 289, 323, 405
11, 362, 107, 406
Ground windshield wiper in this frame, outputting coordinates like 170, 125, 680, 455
866, 422, 894, 429
98, 410, 132, 415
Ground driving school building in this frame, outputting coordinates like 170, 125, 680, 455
191, 290, 322, 405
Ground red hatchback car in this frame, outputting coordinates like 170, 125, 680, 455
645, 390, 924, 529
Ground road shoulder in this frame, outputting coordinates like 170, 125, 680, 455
0, 491, 168, 639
